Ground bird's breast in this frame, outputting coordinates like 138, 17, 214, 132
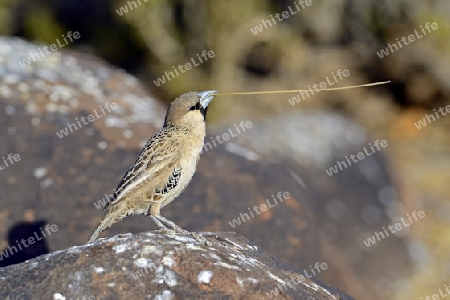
179, 133, 204, 167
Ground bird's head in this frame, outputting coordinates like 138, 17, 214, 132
164, 90, 217, 128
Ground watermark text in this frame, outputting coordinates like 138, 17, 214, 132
414, 104, 450, 129
55, 102, 118, 139
0, 224, 58, 262
201, 121, 253, 154
363, 210, 425, 247
376, 22, 438, 58
153, 50, 215, 87
18, 31, 80, 67
229, 191, 290, 228
325, 140, 388, 176
0, 153, 21, 171
251, 0, 313, 35
266, 262, 328, 298
288, 69, 350, 106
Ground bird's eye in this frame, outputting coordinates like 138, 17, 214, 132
189, 102, 201, 111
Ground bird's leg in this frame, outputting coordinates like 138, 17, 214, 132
156, 215, 189, 234
149, 203, 205, 243
157, 215, 208, 245
150, 215, 169, 230
148, 203, 175, 232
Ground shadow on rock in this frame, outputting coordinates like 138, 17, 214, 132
0, 221, 50, 267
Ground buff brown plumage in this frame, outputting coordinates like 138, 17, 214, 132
87, 90, 216, 243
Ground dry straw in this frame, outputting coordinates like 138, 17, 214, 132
212, 81, 390, 96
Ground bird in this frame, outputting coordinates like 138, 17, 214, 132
87, 90, 217, 243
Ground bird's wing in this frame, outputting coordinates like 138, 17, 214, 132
105, 129, 181, 209
155, 165, 182, 195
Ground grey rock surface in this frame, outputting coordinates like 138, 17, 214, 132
0, 232, 354, 300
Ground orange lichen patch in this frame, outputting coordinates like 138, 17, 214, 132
80, 147, 95, 159
286, 234, 302, 247
391, 108, 429, 139
23, 209, 36, 222
104, 241, 115, 248
7, 176, 17, 185
256, 195, 272, 221
294, 220, 308, 232
192, 204, 202, 214
204, 219, 221, 231
0, 210, 9, 249
284, 196, 301, 211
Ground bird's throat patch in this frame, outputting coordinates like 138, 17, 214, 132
200, 106, 208, 120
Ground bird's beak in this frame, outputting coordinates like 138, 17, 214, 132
198, 90, 217, 109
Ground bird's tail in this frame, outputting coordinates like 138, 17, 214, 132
87, 197, 135, 244
87, 224, 104, 243
87, 214, 111, 243
87, 209, 123, 243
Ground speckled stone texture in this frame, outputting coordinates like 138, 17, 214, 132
0, 232, 354, 299
0, 37, 412, 299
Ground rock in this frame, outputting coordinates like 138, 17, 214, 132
0, 232, 354, 299
0, 37, 411, 299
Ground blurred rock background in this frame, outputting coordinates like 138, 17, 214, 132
0, 0, 449, 299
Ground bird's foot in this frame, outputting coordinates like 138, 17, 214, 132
156, 215, 190, 234
151, 215, 208, 245
156, 228, 178, 235
150, 216, 171, 231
